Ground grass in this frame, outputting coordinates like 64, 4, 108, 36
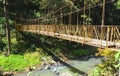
0, 51, 43, 72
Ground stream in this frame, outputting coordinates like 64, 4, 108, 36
17, 56, 102, 76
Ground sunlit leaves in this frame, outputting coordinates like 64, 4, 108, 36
116, 0, 120, 9
0, 17, 6, 24
94, 49, 119, 76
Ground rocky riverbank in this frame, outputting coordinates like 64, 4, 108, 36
17, 56, 102, 76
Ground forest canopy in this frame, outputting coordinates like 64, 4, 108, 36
0, 0, 120, 25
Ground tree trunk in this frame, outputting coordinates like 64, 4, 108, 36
3, 0, 11, 55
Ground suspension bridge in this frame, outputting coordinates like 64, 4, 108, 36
15, 0, 120, 51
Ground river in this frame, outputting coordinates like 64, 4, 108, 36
17, 56, 102, 76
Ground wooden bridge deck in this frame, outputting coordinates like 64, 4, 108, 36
16, 25, 120, 51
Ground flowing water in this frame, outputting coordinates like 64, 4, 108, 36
17, 56, 102, 76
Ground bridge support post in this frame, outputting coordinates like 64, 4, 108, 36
102, 0, 105, 26
106, 26, 110, 48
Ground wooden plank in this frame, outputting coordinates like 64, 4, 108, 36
22, 29, 119, 48
16, 25, 120, 51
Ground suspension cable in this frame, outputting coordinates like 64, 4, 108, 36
19, 0, 113, 24
88, 0, 91, 25
43, 0, 113, 22
40, 0, 76, 20
15, 0, 76, 23
83, 0, 86, 25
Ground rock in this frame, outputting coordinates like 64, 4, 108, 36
2, 72, 8, 75
25, 66, 34, 73
60, 72, 72, 76
116, 43, 120, 48
55, 70, 60, 76
52, 68, 57, 72
38, 67, 42, 70
27, 71, 32, 76
50, 60, 56, 65
2, 71, 14, 76
44, 65, 50, 70
32, 67, 36, 70
25, 68, 30, 73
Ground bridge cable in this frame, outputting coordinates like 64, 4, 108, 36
15, 0, 76, 24
39, 0, 76, 21
20, 0, 114, 25
42, 0, 114, 24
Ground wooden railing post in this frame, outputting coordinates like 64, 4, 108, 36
106, 26, 110, 48
100, 26, 104, 48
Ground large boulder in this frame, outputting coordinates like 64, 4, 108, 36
2, 71, 14, 76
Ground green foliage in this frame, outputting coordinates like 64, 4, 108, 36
0, 17, 6, 24
54, 48, 61, 54
91, 49, 120, 76
73, 73, 79, 76
89, 67, 103, 76
0, 51, 43, 72
0, 17, 5, 35
114, 52, 120, 68
81, 14, 92, 24
116, 0, 120, 9
0, 16, 15, 52
0, 17, 14, 25
24, 51, 42, 66
0, 17, 6, 51
0, 54, 27, 71
71, 49, 91, 57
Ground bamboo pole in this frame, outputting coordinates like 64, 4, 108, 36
106, 26, 109, 48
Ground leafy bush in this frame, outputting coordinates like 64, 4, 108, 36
116, 0, 120, 9
0, 51, 43, 72
24, 51, 42, 66
0, 54, 28, 71
90, 49, 120, 76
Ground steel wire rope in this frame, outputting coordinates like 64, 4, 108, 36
18, 0, 114, 25
28, 0, 76, 21
38, 0, 76, 26
17, 0, 76, 24
42, 0, 114, 22
40, 0, 76, 20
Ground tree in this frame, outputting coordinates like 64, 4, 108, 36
3, 0, 11, 55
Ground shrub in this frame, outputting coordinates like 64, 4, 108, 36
90, 49, 120, 76
0, 51, 43, 72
